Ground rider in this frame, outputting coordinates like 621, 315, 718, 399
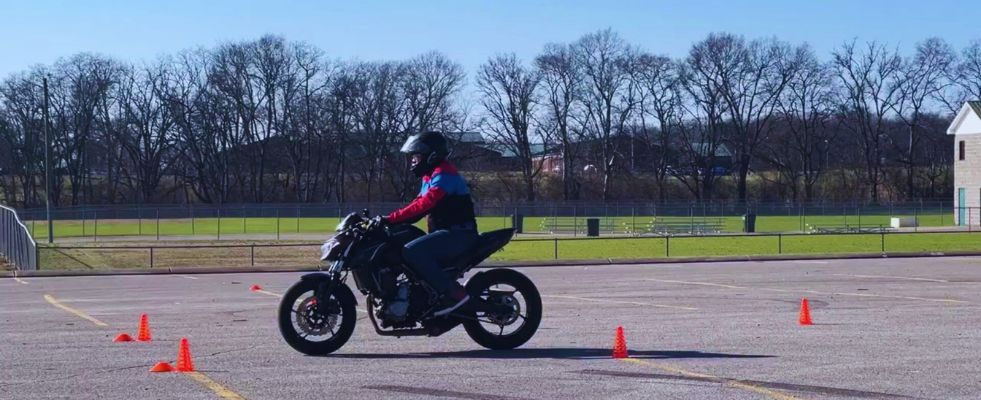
382, 131, 478, 317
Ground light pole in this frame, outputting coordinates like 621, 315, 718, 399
43, 77, 53, 244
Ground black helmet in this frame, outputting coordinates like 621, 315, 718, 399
401, 131, 449, 176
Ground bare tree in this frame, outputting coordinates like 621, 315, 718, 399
765, 46, 836, 201
704, 34, 798, 202
679, 38, 731, 200
831, 40, 902, 202
574, 29, 639, 201
477, 53, 544, 201
635, 53, 683, 202
0, 69, 49, 207
891, 38, 954, 199
536, 43, 583, 200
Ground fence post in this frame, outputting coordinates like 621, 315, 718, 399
149, 247, 154, 269
138, 207, 143, 236
880, 232, 885, 253
94, 212, 98, 242
242, 206, 246, 234
914, 207, 918, 233
251, 244, 255, 266
778, 234, 782, 254
156, 209, 160, 240
553, 238, 558, 260
190, 207, 195, 235
276, 209, 281, 240
857, 207, 862, 229
35, 246, 40, 271
665, 235, 670, 258
297, 207, 301, 233
217, 207, 222, 240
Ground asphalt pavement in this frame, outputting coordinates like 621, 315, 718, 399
2, 256, 980, 399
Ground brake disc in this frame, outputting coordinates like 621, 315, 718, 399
296, 296, 338, 336
487, 293, 520, 326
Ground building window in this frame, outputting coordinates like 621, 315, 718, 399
960, 141, 966, 161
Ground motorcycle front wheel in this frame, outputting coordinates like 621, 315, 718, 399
278, 279, 357, 355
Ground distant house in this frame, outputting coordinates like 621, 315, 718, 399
444, 131, 517, 172
946, 101, 981, 226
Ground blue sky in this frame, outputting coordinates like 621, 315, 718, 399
1, 0, 977, 80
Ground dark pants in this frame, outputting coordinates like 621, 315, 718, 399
403, 228, 478, 294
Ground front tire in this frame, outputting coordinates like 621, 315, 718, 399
463, 269, 542, 350
278, 279, 357, 355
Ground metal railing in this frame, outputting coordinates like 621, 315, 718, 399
36, 229, 981, 270
1, 204, 38, 271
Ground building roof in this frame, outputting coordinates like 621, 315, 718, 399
445, 131, 486, 144
947, 101, 981, 135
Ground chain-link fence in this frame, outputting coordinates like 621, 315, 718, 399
13, 201, 973, 241
1, 204, 38, 271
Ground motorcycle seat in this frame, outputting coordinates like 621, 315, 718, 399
444, 228, 515, 271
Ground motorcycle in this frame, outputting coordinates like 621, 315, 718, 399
277, 210, 542, 355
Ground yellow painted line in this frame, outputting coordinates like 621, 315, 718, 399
43, 294, 247, 399
543, 294, 698, 311
185, 372, 246, 400
622, 358, 801, 400
13, 277, 29, 285
253, 288, 369, 313
832, 273, 949, 283
43, 294, 109, 327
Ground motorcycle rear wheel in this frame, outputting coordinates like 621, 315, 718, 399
278, 279, 357, 355
463, 268, 542, 350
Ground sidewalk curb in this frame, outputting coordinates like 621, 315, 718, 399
4, 250, 981, 278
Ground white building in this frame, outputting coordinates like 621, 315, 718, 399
946, 101, 981, 226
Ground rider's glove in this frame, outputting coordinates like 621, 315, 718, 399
369, 215, 389, 229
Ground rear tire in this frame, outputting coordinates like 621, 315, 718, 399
463, 269, 542, 350
278, 279, 357, 355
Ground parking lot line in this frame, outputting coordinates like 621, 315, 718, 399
831, 273, 949, 283
542, 294, 698, 311
646, 279, 968, 304
14, 277, 29, 284
43, 294, 109, 327
622, 358, 800, 400
43, 293, 248, 399
186, 372, 246, 400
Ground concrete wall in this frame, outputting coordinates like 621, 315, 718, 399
954, 134, 981, 226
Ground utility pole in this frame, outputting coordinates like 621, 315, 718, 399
43, 77, 53, 244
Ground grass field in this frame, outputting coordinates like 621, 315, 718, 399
36, 231, 981, 270
23, 212, 952, 239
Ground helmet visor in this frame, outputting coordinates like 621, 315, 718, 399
400, 135, 431, 154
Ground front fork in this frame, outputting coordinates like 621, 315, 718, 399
305, 262, 345, 316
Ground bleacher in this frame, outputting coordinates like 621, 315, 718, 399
644, 217, 726, 236
806, 223, 895, 233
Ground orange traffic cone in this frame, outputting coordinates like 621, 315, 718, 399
149, 361, 174, 373
137, 314, 152, 342
175, 337, 195, 372
113, 333, 134, 342
250, 284, 262, 292
799, 298, 813, 326
612, 326, 629, 359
